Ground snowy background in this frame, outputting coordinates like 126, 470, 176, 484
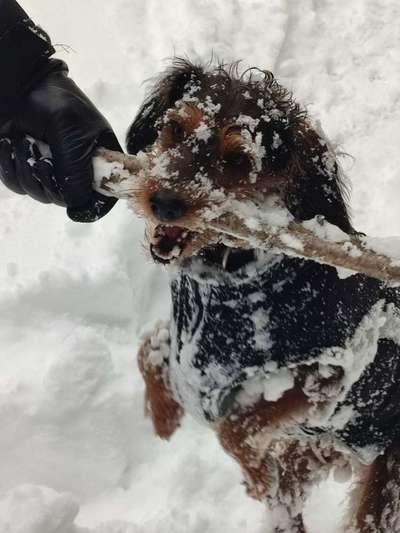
1, 0, 400, 531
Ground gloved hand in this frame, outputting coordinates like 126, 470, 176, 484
0, 59, 122, 222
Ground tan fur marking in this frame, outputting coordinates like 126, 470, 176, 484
217, 386, 310, 501
219, 125, 246, 156
137, 337, 184, 440
348, 448, 400, 532
163, 105, 204, 141
177, 104, 205, 131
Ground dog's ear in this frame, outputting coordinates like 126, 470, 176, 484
126, 59, 204, 154
285, 124, 354, 234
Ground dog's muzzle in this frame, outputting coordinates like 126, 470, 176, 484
149, 190, 187, 222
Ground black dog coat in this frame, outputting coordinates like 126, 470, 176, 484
169, 252, 400, 463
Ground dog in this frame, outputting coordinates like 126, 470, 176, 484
126, 59, 400, 532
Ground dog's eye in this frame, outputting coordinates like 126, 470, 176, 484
169, 121, 185, 143
223, 152, 251, 169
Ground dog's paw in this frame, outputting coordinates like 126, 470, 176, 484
139, 320, 170, 370
137, 320, 184, 439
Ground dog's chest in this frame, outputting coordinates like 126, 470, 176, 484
168, 255, 383, 424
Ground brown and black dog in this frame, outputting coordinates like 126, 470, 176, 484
127, 59, 400, 532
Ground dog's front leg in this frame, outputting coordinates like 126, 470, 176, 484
137, 321, 184, 439
347, 446, 400, 533
217, 388, 310, 533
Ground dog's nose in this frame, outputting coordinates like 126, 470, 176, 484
149, 190, 187, 222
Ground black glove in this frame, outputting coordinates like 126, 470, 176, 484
0, 59, 122, 222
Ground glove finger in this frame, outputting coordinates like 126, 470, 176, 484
14, 137, 52, 203
97, 129, 123, 153
0, 138, 25, 194
53, 127, 123, 207
50, 129, 95, 208
53, 127, 122, 221
67, 193, 117, 222
66, 129, 121, 221
54, 136, 118, 221
32, 158, 66, 206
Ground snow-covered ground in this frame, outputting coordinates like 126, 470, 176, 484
1, 0, 400, 531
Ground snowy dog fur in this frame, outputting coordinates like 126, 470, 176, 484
128, 59, 400, 532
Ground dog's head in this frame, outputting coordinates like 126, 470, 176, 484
127, 59, 353, 270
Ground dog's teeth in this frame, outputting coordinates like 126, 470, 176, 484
171, 245, 182, 258
150, 225, 193, 262
222, 248, 231, 270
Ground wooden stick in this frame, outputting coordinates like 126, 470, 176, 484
91, 148, 400, 284
95, 147, 143, 173
92, 148, 149, 198
208, 213, 400, 283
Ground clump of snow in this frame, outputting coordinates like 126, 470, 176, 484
263, 368, 295, 402
302, 217, 348, 243
261, 108, 283, 123
225, 196, 292, 232
279, 232, 304, 251
92, 158, 133, 198
241, 130, 266, 177
236, 114, 260, 133
0, 485, 143, 533
149, 151, 174, 181
306, 301, 395, 458
197, 95, 221, 117
257, 197, 293, 228
93, 153, 149, 198
335, 266, 357, 279
0, 485, 80, 533
194, 122, 212, 142
251, 308, 273, 352
146, 320, 170, 367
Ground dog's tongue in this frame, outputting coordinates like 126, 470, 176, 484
160, 226, 185, 240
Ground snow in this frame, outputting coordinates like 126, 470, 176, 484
263, 368, 294, 403
92, 156, 144, 200
0, 485, 80, 533
302, 217, 348, 244
193, 122, 212, 143
1, 0, 400, 531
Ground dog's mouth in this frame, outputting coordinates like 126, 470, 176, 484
150, 224, 255, 271
150, 225, 198, 264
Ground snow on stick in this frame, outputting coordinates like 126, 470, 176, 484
207, 213, 400, 283
92, 147, 149, 199
92, 148, 400, 284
